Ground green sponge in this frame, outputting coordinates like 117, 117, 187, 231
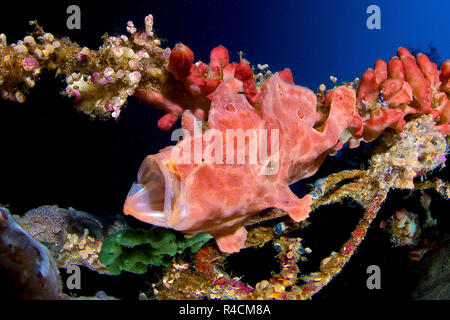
99, 227, 212, 275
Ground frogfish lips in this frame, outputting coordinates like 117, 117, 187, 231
123, 154, 182, 229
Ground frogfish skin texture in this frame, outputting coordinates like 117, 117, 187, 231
124, 73, 356, 253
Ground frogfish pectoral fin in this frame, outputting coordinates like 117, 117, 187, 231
213, 226, 248, 253
267, 186, 313, 222
283, 194, 313, 222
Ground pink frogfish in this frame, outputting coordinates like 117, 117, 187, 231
124, 70, 355, 253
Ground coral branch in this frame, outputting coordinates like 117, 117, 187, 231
289, 193, 386, 299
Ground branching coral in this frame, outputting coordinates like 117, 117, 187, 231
347, 47, 450, 147
0, 16, 168, 119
